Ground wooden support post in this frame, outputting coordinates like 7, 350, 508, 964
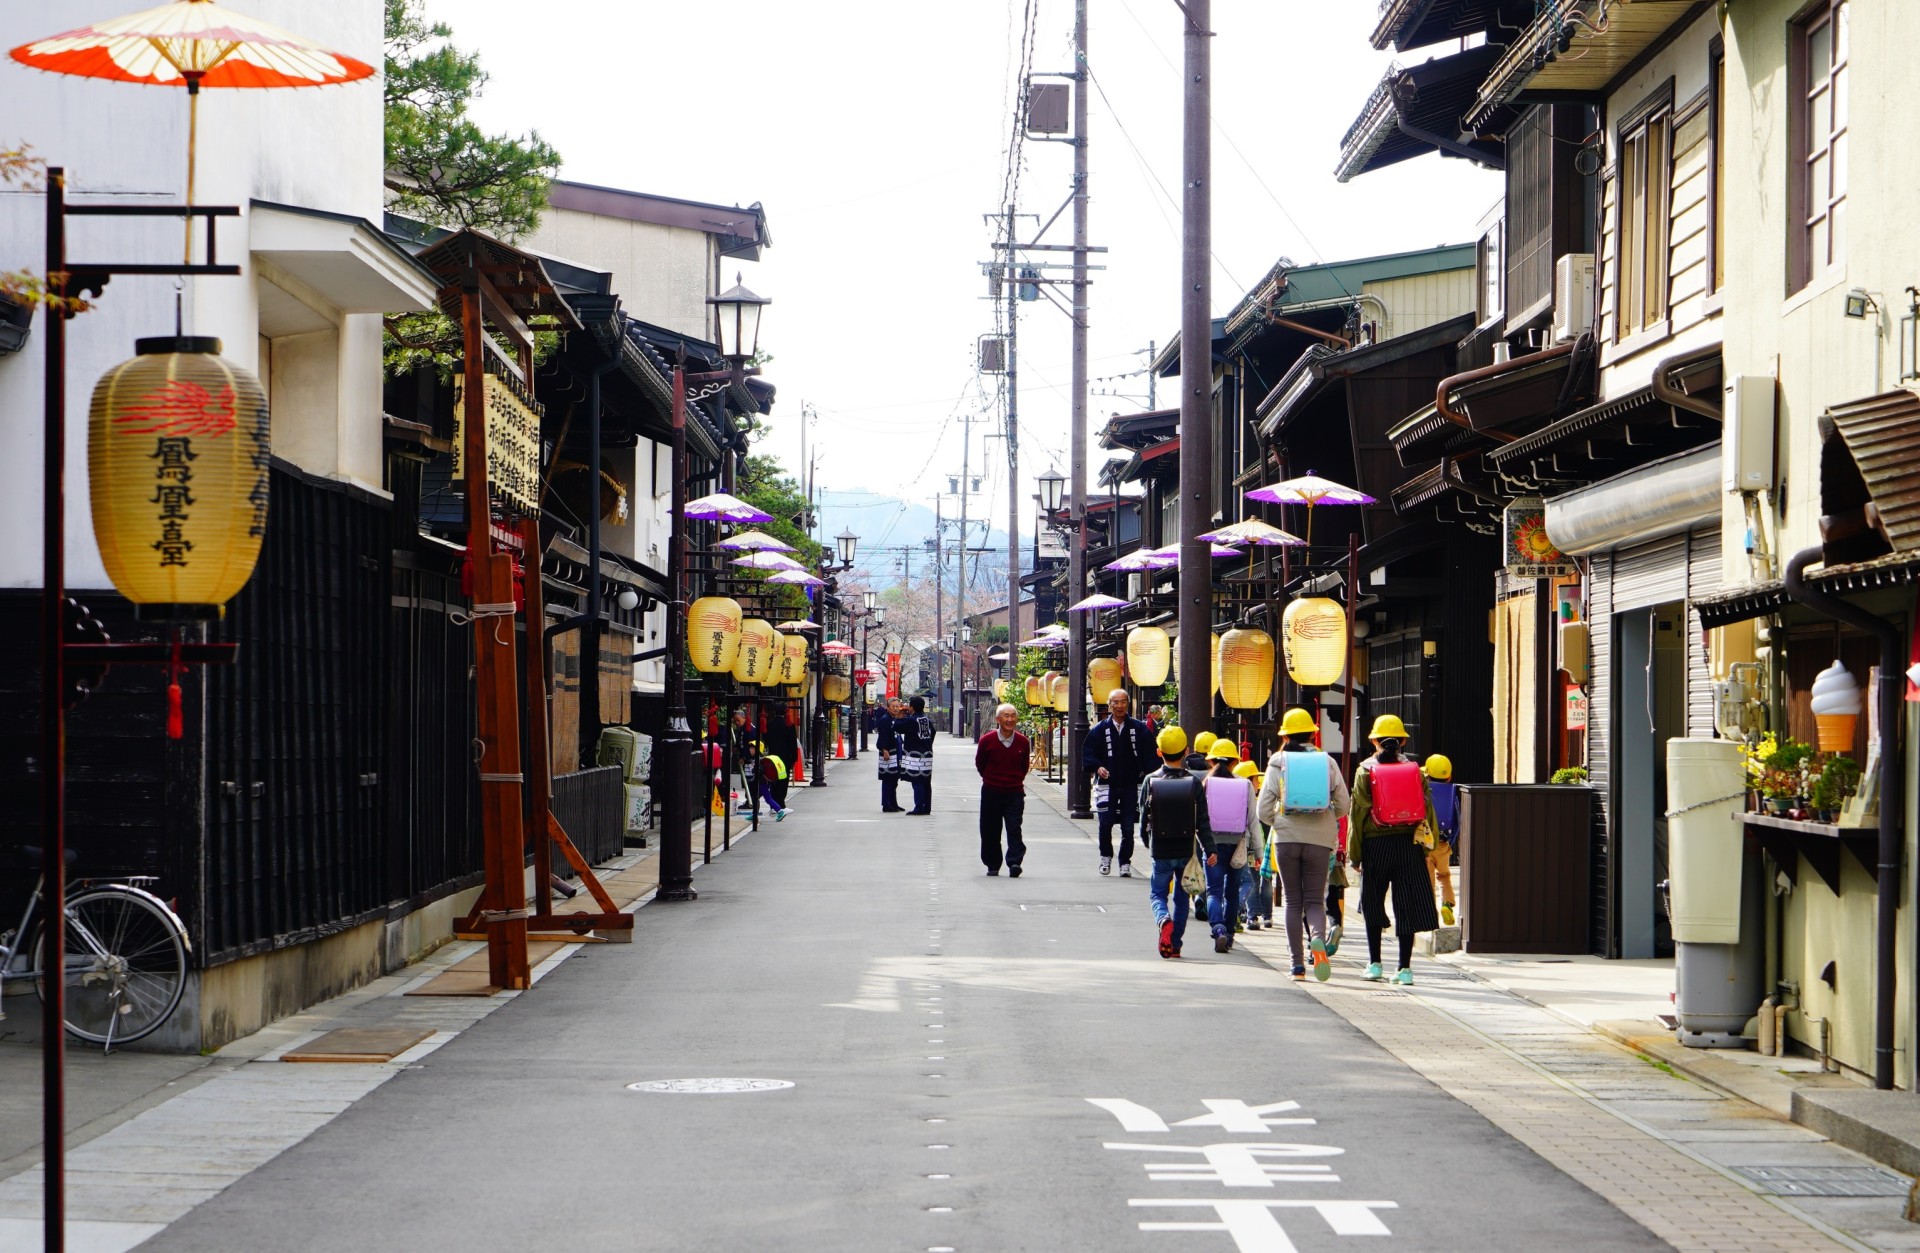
461, 267, 529, 991
522, 517, 553, 925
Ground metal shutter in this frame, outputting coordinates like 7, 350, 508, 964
1586, 550, 1614, 956
1610, 531, 1690, 611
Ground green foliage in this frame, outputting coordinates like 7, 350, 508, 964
1549, 766, 1588, 785
1810, 756, 1860, 810
735, 453, 824, 613
380, 307, 560, 380
0, 145, 92, 316
383, 0, 560, 240
1004, 646, 1054, 733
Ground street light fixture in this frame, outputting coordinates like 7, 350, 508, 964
658, 275, 770, 901
1038, 466, 1067, 515
864, 588, 877, 611
813, 529, 859, 785
836, 528, 859, 569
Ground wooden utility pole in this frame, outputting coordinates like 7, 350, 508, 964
1005, 206, 1022, 658
1176, 0, 1213, 734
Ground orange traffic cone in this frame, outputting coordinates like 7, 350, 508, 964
792, 753, 805, 783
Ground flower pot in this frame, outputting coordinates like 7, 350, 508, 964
1766, 796, 1791, 815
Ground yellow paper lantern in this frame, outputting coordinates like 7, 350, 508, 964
1218, 627, 1276, 710
688, 596, 744, 673
1051, 672, 1072, 713
1282, 597, 1347, 686
1024, 675, 1044, 706
777, 634, 809, 686
824, 673, 853, 703
784, 685, 805, 698
993, 678, 1008, 702
89, 336, 270, 620
732, 618, 776, 684
1127, 626, 1171, 687
1088, 656, 1125, 703
758, 632, 787, 686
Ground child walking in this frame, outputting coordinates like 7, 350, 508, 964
1424, 754, 1459, 925
1349, 715, 1440, 986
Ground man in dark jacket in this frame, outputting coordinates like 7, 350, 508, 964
876, 697, 906, 812
974, 703, 1031, 876
1082, 689, 1156, 877
897, 695, 937, 814
1138, 726, 1213, 959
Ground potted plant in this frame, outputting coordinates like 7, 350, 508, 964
1810, 756, 1860, 824
1550, 766, 1588, 785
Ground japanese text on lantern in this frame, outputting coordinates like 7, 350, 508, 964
150, 437, 197, 567
453, 372, 543, 518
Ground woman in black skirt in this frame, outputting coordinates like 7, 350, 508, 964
1347, 714, 1439, 986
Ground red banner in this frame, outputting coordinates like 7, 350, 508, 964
885, 653, 902, 697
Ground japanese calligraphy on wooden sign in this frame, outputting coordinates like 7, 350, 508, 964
453, 371, 543, 518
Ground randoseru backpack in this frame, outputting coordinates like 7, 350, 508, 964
1149, 774, 1201, 838
1281, 751, 1331, 813
1369, 761, 1426, 827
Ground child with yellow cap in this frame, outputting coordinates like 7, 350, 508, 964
1424, 753, 1459, 926
1350, 714, 1440, 985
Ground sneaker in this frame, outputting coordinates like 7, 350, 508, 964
1392, 968, 1414, 987
1363, 962, 1386, 982
1311, 938, 1330, 982
1325, 925, 1343, 957
1099, 857, 1112, 876
1159, 920, 1175, 958
1119, 864, 1133, 878
986, 868, 999, 876
1233, 918, 1245, 934
774, 809, 787, 823
1290, 966, 1307, 980
1441, 902, 1456, 926
1009, 866, 1023, 878
1213, 932, 1232, 954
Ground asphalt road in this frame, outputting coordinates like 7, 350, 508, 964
147, 745, 1665, 1252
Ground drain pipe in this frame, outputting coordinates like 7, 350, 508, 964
1435, 338, 1577, 429
1784, 543, 1904, 1090
1650, 343, 1723, 421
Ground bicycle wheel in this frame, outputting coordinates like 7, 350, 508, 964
35, 887, 188, 1046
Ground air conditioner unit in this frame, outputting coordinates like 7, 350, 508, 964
1552, 253, 1596, 342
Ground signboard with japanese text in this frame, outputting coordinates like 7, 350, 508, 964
1502, 497, 1574, 578
453, 371, 543, 518
885, 653, 902, 697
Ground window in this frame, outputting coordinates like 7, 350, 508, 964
1708, 38, 1725, 294
1789, 1, 1849, 292
1478, 217, 1505, 322
1616, 89, 1673, 339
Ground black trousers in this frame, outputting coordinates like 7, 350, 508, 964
1097, 787, 1139, 863
979, 788, 1026, 872
880, 774, 901, 810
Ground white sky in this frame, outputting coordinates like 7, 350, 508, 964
452, 1, 1502, 551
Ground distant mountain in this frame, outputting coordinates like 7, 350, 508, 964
816, 489, 1013, 591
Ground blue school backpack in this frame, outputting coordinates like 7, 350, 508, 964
1282, 751, 1331, 813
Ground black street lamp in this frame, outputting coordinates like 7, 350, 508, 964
1038, 466, 1067, 516
856, 590, 878, 753
661, 277, 770, 901
811, 532, 858, 786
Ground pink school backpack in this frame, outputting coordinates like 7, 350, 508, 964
1369, 762, 1426, 827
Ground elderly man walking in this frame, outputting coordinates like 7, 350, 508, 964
974, 703, 1032, 877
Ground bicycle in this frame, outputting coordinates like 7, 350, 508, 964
1, 847, 191, 1051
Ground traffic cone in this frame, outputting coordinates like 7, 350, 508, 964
792, 754, 805, 783
836, 729, 846, 759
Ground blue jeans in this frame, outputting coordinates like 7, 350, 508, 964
1149, 858, 1191, 948
1206, 844, 1242, 936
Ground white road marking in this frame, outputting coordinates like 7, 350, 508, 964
1130, 1199, 1398, 1251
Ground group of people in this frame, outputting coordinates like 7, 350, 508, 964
1133, 710, 1459, 983
873, 695, 937, 816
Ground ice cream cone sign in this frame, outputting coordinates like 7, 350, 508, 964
1811, 660, 1862, 752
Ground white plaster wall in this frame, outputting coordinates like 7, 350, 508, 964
518, 207, 715, 337
0, 0, 386, 588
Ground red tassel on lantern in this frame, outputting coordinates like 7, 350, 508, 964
164, 633, 185, 739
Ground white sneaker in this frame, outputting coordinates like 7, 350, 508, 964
1119, 863, 1133, 878
1099, 857, 1113, 876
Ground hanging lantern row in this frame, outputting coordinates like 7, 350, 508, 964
688, 596, 743, 673
823, 673, 853, 703
759, 633, 787, 688
733, 617, 777, 683
90, 336, 271, 622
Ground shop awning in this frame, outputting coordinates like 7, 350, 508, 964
1372, 0, 1510, 53
1818, 389, 1920, 565
251, 201, 440, 333
1390, 455, 1501, 527
1258, 312, 1477, 436
1389, 348, 1587, 466
1337, 44, 1507, 182
1467, 0, 1711, 132
1542, 446, 1719, 556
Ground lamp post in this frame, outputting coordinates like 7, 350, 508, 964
959, 622, 974, 737
663, 276, 770, 901
811, 531, 857, 786
1037, 468, 1090, 816
858, 590, 878, 752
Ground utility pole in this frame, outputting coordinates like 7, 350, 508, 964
1066, 0, 1093, 818
933, 493, 944, 704
1147, 340, 1157, 409
953, 406, 974, 736
1176, 0, 1212, 735
1004, 205, 1021, 671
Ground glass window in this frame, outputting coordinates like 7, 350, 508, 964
1791, 1, 1850, 291
1616, 97, 1673, 338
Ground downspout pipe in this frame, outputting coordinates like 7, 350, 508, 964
1651, 343, 1724, 421
1435, 338, 1577, 430
1783, 543, 1904, 1090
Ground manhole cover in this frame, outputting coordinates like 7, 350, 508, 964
1015, 903, 1108, 913
1734, 1166, 1910, 1197
625, 1078, 794, 1094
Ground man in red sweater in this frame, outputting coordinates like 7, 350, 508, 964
974, 703, 1032, 877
